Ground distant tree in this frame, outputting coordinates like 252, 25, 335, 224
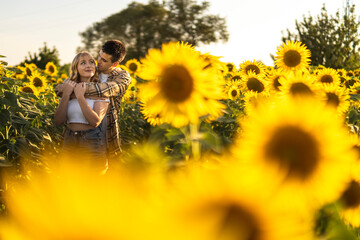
20, 42, 61, 69
281, 4, 360, 70
78, 0, 229, 61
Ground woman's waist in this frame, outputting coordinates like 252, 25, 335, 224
67, 123, 95, 131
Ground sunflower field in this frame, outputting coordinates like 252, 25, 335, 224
1, 40, 360, 239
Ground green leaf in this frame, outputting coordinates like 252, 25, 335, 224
165, 128, 185, 142
4, 91, 18, 107
0, 109, 10, 127
349, 94, 360, 101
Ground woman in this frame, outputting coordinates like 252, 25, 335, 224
54, 51, 109, 170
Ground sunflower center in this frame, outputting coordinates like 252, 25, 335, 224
26, 67, 32, 77
161, 65, 194, 102
273, 76, 281, 91
49, 65, 55, 74
265, 125, 319, 179
283, 50, 301, 67
352, 145, 360, 160
326, 92, 340, 107
345, 79, 356, 88
289, 82, 313, 96
340, 180, 360, 209
320, 75, 334, 84
227, 64, 234, 72
247, 78, 264, 93
218, 204, 260, 240
22, 86, 34, 93
231, 75, 241, 81
231, 89, 238, 98
129, 63, 138, 72
33, 77, 44, 88
245, 65, 260, 75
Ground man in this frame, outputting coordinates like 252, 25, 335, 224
55, 39, 131, 160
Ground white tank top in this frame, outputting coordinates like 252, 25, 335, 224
67, 98, 109, 124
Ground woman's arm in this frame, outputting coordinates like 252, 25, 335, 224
54, 80, 76, 126
74, 83, 109, 127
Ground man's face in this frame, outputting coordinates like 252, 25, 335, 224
97, 50, 116, 74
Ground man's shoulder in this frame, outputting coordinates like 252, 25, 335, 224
110, 68, 130, 78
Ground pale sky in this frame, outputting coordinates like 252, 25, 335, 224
0, 0, 355, 67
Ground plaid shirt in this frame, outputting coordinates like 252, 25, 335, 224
84, 68, 131, 158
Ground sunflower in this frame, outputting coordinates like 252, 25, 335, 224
315, 68, 340, 86
29, 72, 47, 90
123, 77, 138, 102
278, 71, 322, 99
28, 63, 37, 70
347, 70, 355, 77
343, 76, 358, 89
165, 162, 315, 240
19, 85, 38, 96
230, 73, 242, 82
200, 54, 228, 77
44, 62, 58, 76
225, 62, 237, 75
140, 100, 164, 126
19, 63, 34, 78
239, 60, 266, 76
227, 84, 241, 100
241, 71, 267, 94
265, 68, 284, 92
233, 97, 356, 207
125, 58, 141, 75
320, 83, 350, 116
275, 41, 311, 72
242, 91, 271, 116
338, 179, 360, 227
337, 68, 347, 78
354, 69, 360, 77
138, 42, 225, 128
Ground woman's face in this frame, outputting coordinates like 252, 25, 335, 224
77, 54, 96, 80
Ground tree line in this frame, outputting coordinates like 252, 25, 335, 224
21, 1, 360, 70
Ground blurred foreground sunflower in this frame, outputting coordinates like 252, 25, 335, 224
338, 179, 360, 227
0, 157, 169, 240
278, 71, 321, 99
165, 163, 315, 240
233, 97, 356, 207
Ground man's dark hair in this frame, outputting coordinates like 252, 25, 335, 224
102, 40, 126, 63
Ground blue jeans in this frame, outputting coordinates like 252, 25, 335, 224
62, 125, 108, 170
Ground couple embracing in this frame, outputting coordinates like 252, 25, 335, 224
54, 40, 131, 173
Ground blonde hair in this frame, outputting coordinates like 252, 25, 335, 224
69, 51, 99, 83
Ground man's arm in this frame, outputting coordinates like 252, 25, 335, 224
85, 69, 131, 98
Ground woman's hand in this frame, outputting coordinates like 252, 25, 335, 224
74, 82, 87, 99
62, 80, 76, 97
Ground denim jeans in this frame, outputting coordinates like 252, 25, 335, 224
62, 125, 108, 171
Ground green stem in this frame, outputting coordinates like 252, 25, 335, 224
189, 123, 200, 160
